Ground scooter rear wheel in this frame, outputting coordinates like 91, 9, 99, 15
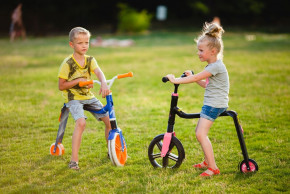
239, 158, 258, 173
108, 132, 127, 166
148, 134, 185, 168
50, 143, 65, 156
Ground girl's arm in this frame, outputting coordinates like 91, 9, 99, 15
167, 70, 212, 84
94, 67, 110, 98
184, 70, 206, 88
196, 80, 207, 88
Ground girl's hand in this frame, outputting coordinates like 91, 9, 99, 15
184, 70, 193, 76
166, 74, 176, 84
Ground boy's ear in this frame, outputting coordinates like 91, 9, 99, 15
69, 41, 74, 48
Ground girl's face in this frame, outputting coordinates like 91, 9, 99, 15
69, 33, 90, 56
197, 40, 217, 64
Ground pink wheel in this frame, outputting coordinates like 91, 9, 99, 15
239, 159, 258, 173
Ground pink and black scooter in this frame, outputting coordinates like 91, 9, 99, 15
148, 72, 258, 173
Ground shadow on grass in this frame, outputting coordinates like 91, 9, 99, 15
13, 153, 115, 193
234, 171, 258, 180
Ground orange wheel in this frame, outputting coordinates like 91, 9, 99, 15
50, 143, 65, 156
59, 143, 65, 155
108, 133, 127, 166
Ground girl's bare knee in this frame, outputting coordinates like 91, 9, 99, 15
196, 131, 205, 143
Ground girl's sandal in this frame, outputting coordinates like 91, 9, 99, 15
69, 161, 80, 170
193, 161, 208, 169
200, 168, 220, 177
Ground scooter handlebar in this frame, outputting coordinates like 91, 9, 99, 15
162, 71, 194, 83
79, 80, 94, 87
79, 72, 133, 87
162, 77, 169, 83
117, 72, 133, 79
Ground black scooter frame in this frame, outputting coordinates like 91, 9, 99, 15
167, 83, 252, 171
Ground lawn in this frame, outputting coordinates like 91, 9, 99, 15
0, 30, 289, 193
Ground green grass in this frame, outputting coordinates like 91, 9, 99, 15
0, 30, 289, 193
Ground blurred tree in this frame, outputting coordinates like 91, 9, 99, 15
0, 0, 289, 35
117, 3, 152, 33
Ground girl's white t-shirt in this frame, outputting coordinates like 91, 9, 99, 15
203, 60, 229, 108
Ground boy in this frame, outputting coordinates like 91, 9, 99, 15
58, 27, 111, 170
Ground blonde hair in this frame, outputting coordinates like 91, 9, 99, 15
69, 27, 91, 42
196, 22, 225, 59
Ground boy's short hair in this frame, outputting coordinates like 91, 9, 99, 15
69, 27, 91, 42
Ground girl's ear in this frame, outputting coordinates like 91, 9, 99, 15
211, 47, 218, 56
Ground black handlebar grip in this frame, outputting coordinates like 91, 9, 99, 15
162, 77, 169, 83
162, 70, 194, 83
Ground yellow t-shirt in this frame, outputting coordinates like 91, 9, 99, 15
58, 55, 99, 102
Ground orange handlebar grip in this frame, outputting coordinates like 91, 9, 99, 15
117, 72, 133, 79
79, 80, 93, 87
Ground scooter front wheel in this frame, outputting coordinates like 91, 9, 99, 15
50, 143, 65, 156
108, 131, 127, 167
239, 159, 258, 173
148, 134, 185, 168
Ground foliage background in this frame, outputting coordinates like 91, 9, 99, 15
0, 0, 289, 36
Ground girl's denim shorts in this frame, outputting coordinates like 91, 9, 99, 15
200, 105, 227, 122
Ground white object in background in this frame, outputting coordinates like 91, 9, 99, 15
156, 5, 167, 21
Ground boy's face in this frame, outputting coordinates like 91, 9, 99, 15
69, 33, 90, 56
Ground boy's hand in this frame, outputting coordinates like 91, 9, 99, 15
78, 78, 92, 88
99, 82, 110, 98
78, 78, 87, 84
87, 84, 94, 89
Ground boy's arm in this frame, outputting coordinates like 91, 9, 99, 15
94, 68, 110, 98
58, 77, 87, 91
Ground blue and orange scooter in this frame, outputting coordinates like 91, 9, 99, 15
50, 72, 133, 167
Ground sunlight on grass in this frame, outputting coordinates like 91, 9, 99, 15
0, 31, 289, 193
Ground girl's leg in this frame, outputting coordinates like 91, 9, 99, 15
71, 118, 86, 162
195, 118, 218, 170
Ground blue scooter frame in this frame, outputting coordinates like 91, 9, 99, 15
50, 72, 133, 166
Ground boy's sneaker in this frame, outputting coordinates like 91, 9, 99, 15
69, 161, 80, 170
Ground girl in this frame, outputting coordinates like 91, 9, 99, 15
166, 22, 229, 177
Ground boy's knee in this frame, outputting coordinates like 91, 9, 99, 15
101, 116, 110, 125
76, 118, 86, 129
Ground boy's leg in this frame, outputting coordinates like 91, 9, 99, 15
86, 98, 110, 144
195, 118, 217, 170
66, 100, 87, 164
71, 118, 86, 162
100, 116, 111, 144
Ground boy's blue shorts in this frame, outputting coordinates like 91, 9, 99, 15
200, 105, 227, 122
